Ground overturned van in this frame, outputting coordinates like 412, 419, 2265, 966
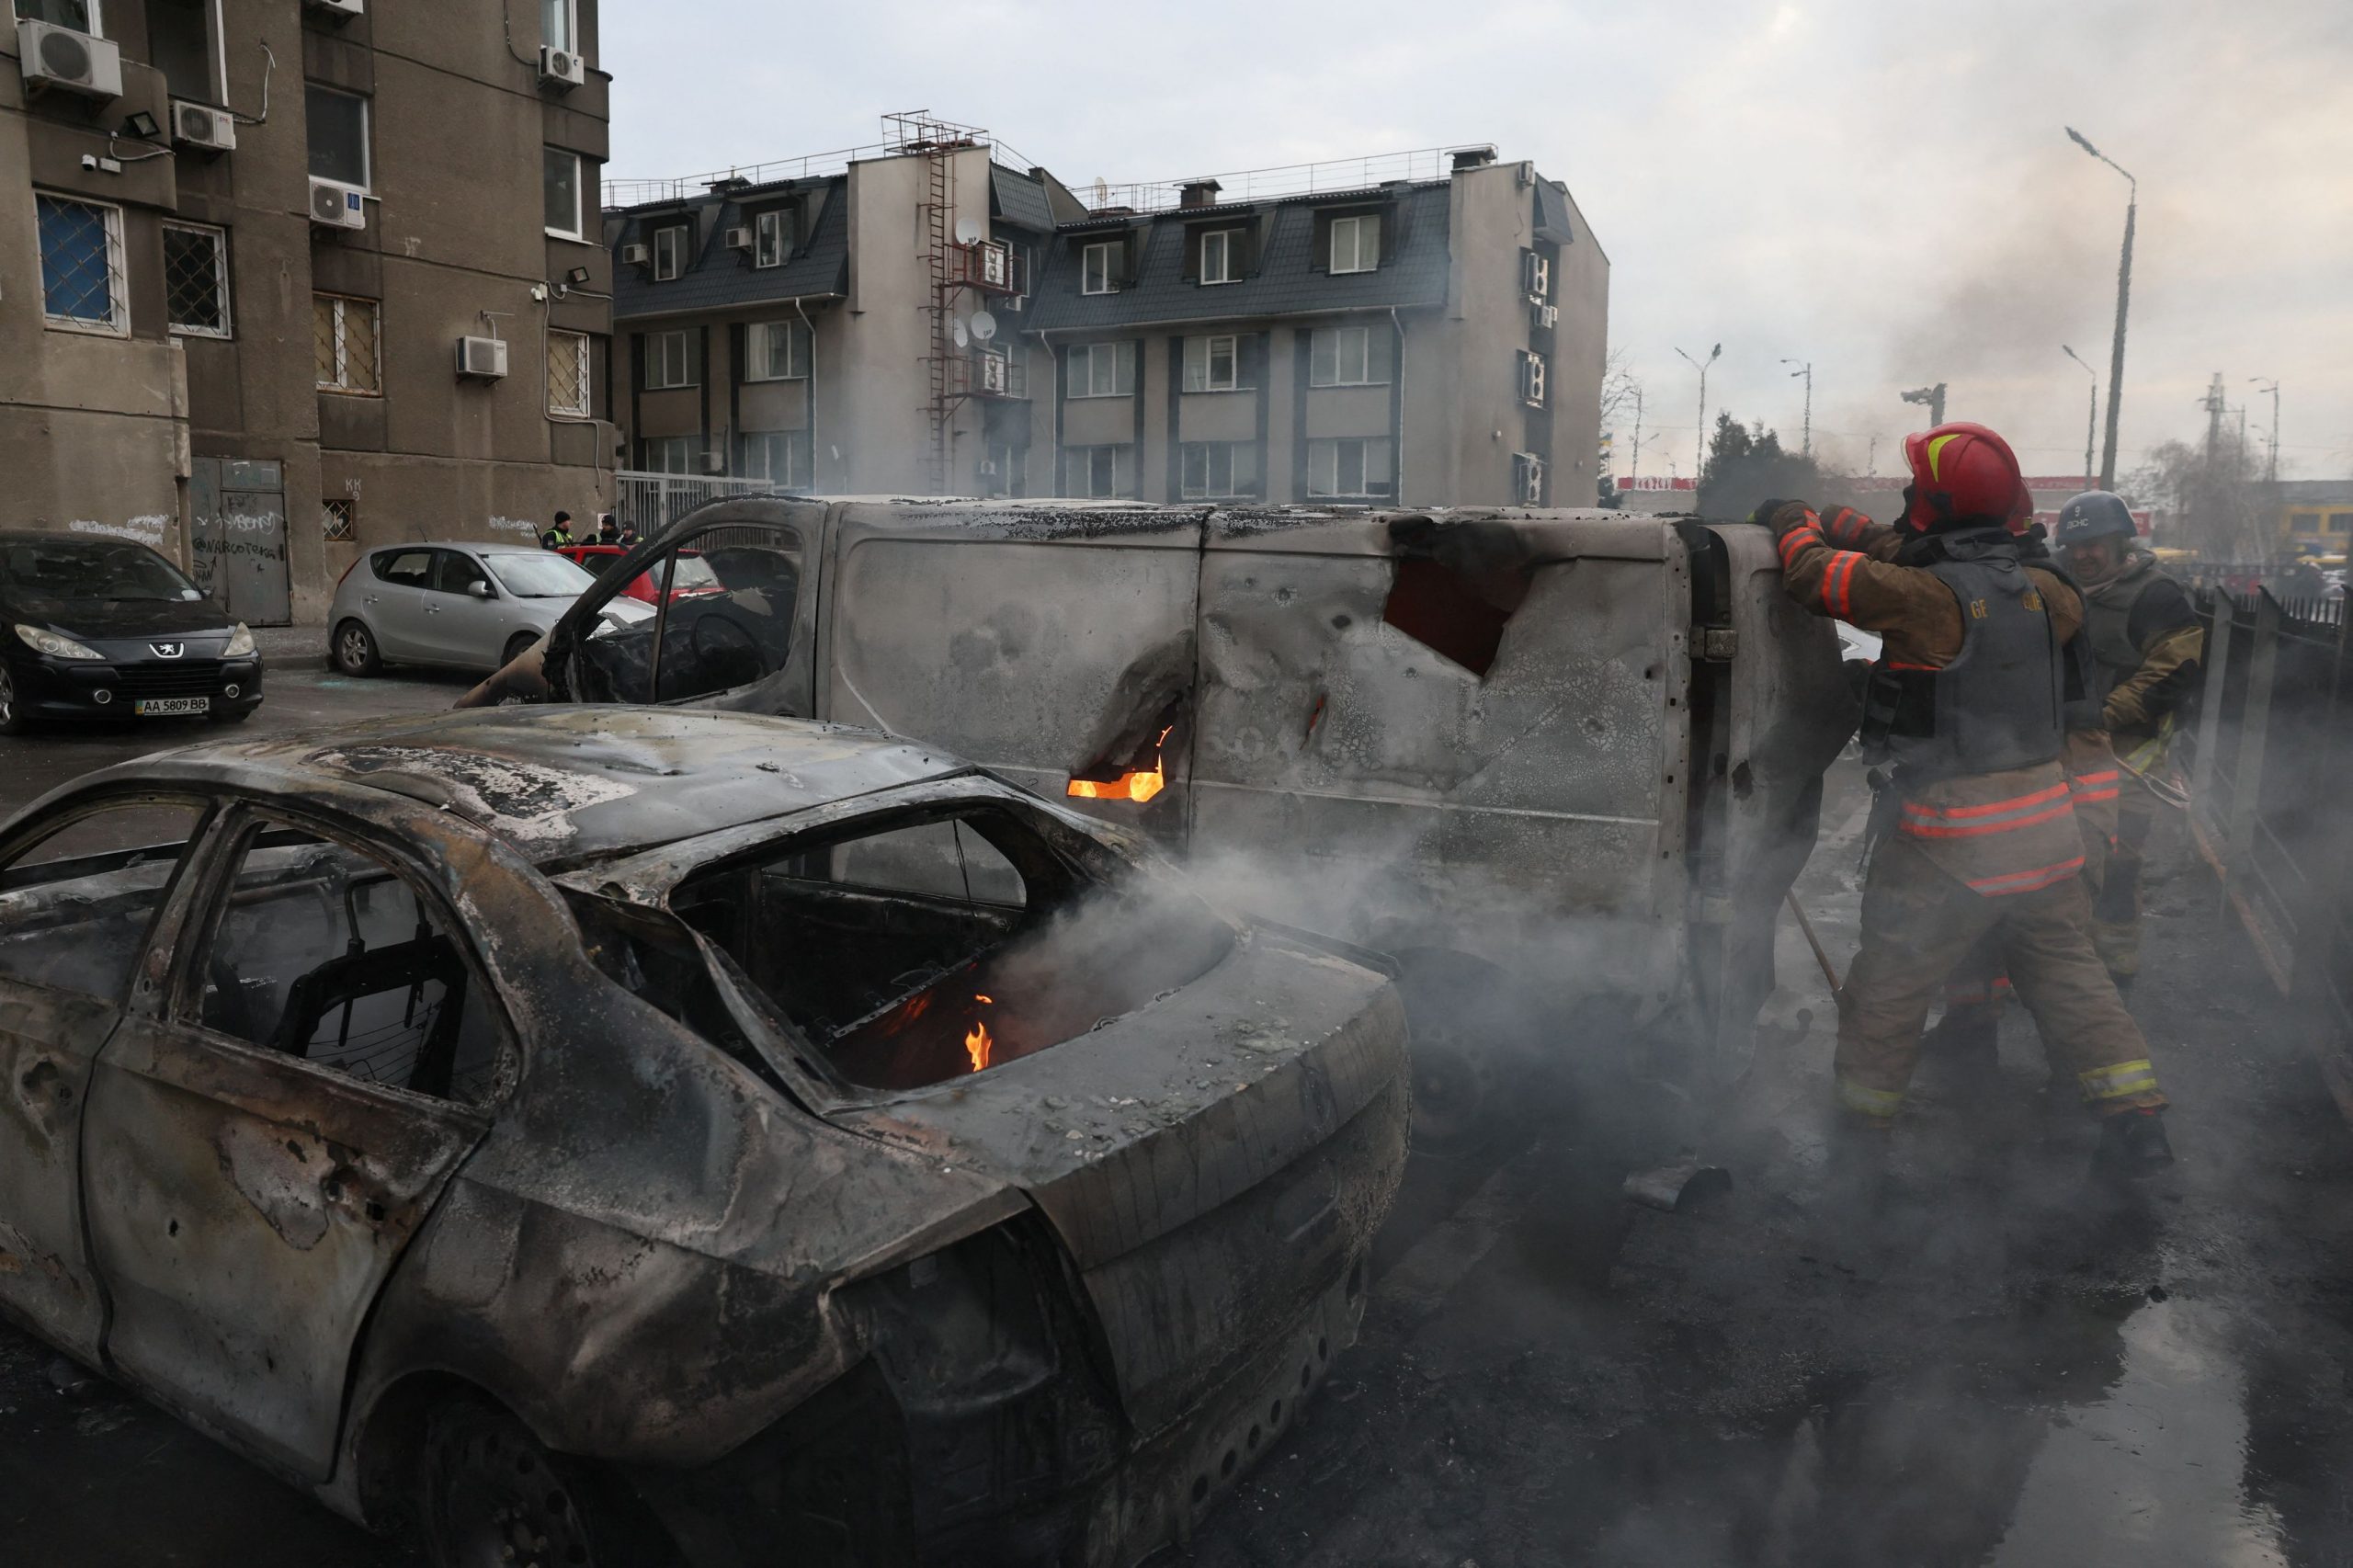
464, 499, 1854, 1126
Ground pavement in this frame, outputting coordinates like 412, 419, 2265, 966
1, 709, 2346, 1567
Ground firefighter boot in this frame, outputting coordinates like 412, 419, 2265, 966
2094, 1107, 2175, 1178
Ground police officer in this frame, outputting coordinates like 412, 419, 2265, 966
541, 510, 576, 551
595, 513, 621, 545
1765, 423, 2172, 1175
2054, 490, 2203, 983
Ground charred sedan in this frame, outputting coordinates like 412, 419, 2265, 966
0, 707, 1407, 1565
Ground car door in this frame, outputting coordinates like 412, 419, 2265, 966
0, 796, 211, 1364
78, 806, 506, 1480
421, 549, 503, 667
361, 548, 437, 659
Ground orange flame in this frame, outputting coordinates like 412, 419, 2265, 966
964, 1019, 995, 1073
1066, 725, 1175, 804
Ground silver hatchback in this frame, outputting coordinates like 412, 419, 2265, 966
328, 542, 649, 676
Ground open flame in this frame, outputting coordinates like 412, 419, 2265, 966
964, 1019, 994, 1073
1067, 724, 1174, 804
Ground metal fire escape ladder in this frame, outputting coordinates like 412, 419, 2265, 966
886, 110, 989, 497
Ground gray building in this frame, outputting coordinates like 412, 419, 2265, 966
606, 129, 1608, 510
2, 0, 615, 623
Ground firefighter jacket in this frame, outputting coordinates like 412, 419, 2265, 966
2081, 548, 2203, 749
1776, 504, 2089, 898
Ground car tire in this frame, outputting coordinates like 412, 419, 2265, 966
1392, 949, 1537, 1158
501, 631, 542, 670
335, 619, 382, 677
415, 1399, 678, 1568
0, 665, 29, 736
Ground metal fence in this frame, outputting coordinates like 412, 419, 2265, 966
612, 472, 799, 539
2185, 590, 2353, 1078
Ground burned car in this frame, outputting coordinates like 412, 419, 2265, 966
0, 707, 1407, 1565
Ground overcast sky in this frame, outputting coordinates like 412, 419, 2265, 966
605, 0, 2352, 485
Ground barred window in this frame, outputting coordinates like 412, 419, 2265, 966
322, 497, 356, 541
313, 292, 381, 394
37, 193, 128, 335
547, 329, 591, 415
164, 222, 231, 338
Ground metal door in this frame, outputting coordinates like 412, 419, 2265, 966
190, 459, 290, 626
419, 551, 504, 667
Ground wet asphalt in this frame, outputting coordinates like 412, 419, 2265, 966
3, 679, 2348, 1567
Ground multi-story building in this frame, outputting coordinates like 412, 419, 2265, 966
605, 128, 1607, 510
2, 0, 614, 623
2272, 480, 2353, 555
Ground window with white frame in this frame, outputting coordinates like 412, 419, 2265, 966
163, 221, 231, 338
37, 193, 127, 335
1512, 452, 1546, 506
982, 441, 1023, 497
1182, 335, 1245, 392
147, 0, 224, 102
540, 0, 574, 52
1199, 228, 1244, 285
753, 208, 793, 268
1179, 441, 1260, 500
653, 224, 689, 282
1309, 324, 1393, 387
547, 330, 591, 415
740, 430, 811, 487
1063, 445, 1132, 499
639, 436, 697, 474
644, 329, 695, 389
16, 0, 99, 32
1519, 349, 1548, 407
304, 83, 370, 190
744, 319, 810, 381
1329, 213, 1381, 275
543, 148, 584, 239
1306, 437, 1393, 499
313, 292, 381, 393
1067, 340, 1135, 399
1081, 240, 1119, 295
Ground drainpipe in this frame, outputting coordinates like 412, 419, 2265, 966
793, 296, 818, 490
1389, 306, 1407, 506
1037, 328, 1060, 497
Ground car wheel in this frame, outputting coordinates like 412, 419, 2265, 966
335, 619, 382, 677
501, 631, 542, 670
0, 665, 28, 735
415, 1400, 676, 1568
1393, 949, 1535, 1158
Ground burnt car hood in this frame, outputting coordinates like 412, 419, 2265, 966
830, 927, 1409, 1437
5, 594, 234, 640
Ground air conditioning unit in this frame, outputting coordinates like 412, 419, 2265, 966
976, 351, 1009, 394
455, 335, 509, 380
539, 46, 585, 89
309, 176, 367, 231
1521, 352, 1547, 408
1514, 454, 1546, 506
171, 99, 236, 153
977, 241, 1010, 288
304, 0, 364, 17
1529, 301, 1559, 333
16, 19, 123, 99
620, 242, 650, 267
1524, 250, 1551, 301
723, 225, 753, 250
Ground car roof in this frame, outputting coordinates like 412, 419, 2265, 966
108, 707, 966, 866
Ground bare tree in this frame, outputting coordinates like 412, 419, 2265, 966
2121, 431, 2271, 564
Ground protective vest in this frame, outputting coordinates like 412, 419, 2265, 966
1860, 528, 2065, 783
2080, 550, 2162, 686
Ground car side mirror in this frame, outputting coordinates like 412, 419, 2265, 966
468, 581, 494, 600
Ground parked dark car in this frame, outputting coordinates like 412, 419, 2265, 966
0, 530, 262, 733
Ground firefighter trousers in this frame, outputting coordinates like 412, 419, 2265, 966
2091, 788, 2156, 979
1836, 834, 2165, 1123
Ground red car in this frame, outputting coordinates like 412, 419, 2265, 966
559, 543, 722, 605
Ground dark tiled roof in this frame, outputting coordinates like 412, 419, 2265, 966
1534, 179, 1574, 245
608, 176, 849, 320
1024, 183, 1454, 332
991, 165, 1057, 233
2277, 480, 2353, 504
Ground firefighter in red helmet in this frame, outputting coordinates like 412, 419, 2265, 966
1761, 421, 2172, 1176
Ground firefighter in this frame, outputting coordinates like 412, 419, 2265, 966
2054, 490, 2204, 983
541, 510, 576, 550
1761, 422, 2172, 1175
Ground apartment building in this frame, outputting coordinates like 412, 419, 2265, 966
607, 131, 1607, 510
2, 0, 614, 623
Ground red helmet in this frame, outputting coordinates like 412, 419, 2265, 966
1900, 421, 2032, 533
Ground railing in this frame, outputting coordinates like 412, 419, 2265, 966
1078, 146, 1486, 214
2185, 590, 2353, 1080
613, 471, 801, 537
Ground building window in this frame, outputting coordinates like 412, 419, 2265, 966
1200, 228, 1244, 285
304, 84, 370, 190
1182, 335, 1245, 393
744, 319, 810, 381
638, 436, 698, 474
1179, 441, 1260, 500
36, 193, 127, 335
2332, 515, 2353, 536
1309, 324, 1393, 388
1081, 241, 1119, 295
740, 431, 811, 487
754, 208, 793, 268
1330, 214, 1380, 275
541, 0, 574, 52
163, 221, 232, 338
147, 0, 222, 101
1512, 452, 1546, 506
1519, 349, 1548, 407
313, 292, 381, 394
652, 225, 689, 281
1067, 340, 1135, 399
1306, 437, 1393, 499
543, 148, 584, 239
322, 496, 356, 542
16, 0, 98, 31
644, 329, 695, 390
983, 441, 1024, 498
1063, 445, 1132, 499
2290, 512, 2322, 534
547, 329, 591, 415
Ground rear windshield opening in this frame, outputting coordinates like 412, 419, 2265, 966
671, 805, 1233, 1093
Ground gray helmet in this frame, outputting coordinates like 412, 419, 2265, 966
2054, 490, 2136, 547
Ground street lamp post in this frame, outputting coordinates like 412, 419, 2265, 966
2063, 345, 2098, 488
1675, 342, 1721, 489
2067, 127, 2136, 490
1780, 358, 1813, 457
2249, 378, 2280, 483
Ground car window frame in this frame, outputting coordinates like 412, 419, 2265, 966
432, 549, 490, 598
371, 548, 436, 590
0, 789, 223, 1010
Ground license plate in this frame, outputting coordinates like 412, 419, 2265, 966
133, 697, 210, 717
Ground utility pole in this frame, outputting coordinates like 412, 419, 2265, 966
1780, 358, 1813, 457
2067, 127, 2136, 490
1629, 382, 1645, 484
2063, 346, 2098, 488
1676, 343, 1721, 489
2249, 378, 2280, 482
1900, 382, 1948, 427
2202, 371, 2225, 460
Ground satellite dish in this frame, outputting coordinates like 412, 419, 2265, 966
951, 317, 971, 348
970, 310, 997, 343
953, 217, 983, 244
